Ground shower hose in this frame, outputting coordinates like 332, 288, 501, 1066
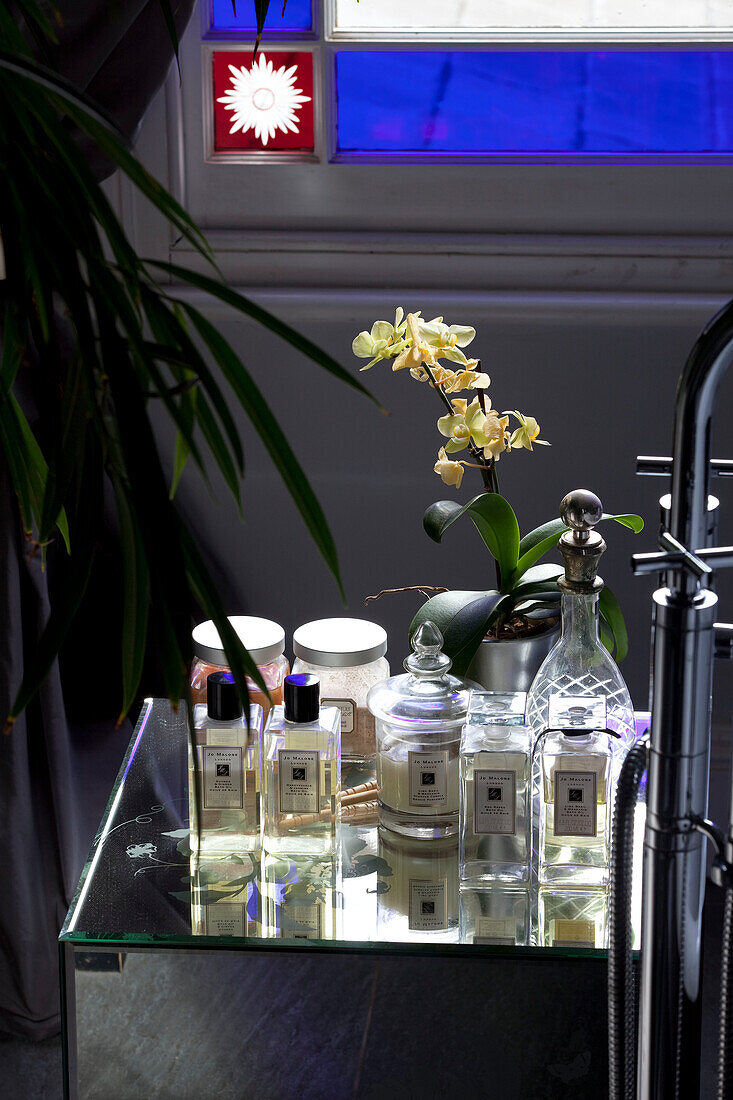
608, 734, 733, 1100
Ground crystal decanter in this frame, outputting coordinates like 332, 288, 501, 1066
525, 489, 635, 748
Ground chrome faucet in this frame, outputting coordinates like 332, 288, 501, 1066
631, 300, 733, 1099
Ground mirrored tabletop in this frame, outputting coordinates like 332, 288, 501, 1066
60, 699, 649, 957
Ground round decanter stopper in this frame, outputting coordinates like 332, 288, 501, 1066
558, 488, 606, 589
404, 621, 452, 677
560, 489, 603, 543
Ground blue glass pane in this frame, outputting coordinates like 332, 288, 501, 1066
335, 52, 733, 155
209, 0, 312, 34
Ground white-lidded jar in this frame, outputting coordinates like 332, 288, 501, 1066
190, 616, 289, 719
292, 617, 389, 762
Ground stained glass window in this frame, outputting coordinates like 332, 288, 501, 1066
202, 7, 733, 162
211, 50, 315, 154
334, 51, 733, 156
207, 0, 313, 37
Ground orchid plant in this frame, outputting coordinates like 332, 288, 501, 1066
353, 309, 643, 675
353, 309, 547, 493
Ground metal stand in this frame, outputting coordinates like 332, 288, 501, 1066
631, 299, 733, 1099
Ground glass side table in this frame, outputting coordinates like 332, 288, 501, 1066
60, 700, 648, 1099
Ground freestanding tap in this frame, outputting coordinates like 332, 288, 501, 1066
631, 300, 733, 1099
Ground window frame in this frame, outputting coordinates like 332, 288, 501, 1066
155, 7, 733, 297
198, 0, 733, 167
324, 0, 733, 46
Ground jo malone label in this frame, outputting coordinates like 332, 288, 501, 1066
204, 902, 246, 938
474, 769, 516, 835
408, 750, 448, 807
278, 749, 320, 814
552, 918, 596, 949
286, 904, 323, 940
554, 771, 598, 837
322, 697, 356, 735
408, 879, 448, 931
474, 916, 516, 946
202, 746, 244, 810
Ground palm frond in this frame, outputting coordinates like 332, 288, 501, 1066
0, 7, 372, 726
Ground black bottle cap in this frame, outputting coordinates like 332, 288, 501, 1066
284, 673, 320, 723
207, 671, 242, 721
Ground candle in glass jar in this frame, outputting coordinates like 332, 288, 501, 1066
367, 622, 474, 840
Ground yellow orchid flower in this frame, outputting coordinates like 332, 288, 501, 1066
410, 363, 460, 386
507, 412, 550, 451
438, 397, 496, 454
392, 312, 440, 372
418, 318, 477, 364
482, 412, 511, 461
441, 367, 490, 393
434, 446, 466, 489
353, 308, 409, 370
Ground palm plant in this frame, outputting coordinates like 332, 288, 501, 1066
0, 0, 380, 729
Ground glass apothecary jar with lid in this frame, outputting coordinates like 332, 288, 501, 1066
292, 617, 389, 762
190, 616, 289, 719
367, 621, 476, 840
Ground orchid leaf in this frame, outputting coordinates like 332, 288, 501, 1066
423, 493, 520, 592
409, 589, 511, 677
599, 584, 630, 662
511, 512, 644, 587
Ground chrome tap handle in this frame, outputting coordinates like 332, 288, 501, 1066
715, 623, 733, 660
632, 532, 733, 578
631, 531, 713, 579
637, 455, 733, 478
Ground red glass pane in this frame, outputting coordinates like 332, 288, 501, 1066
212, 50, 314, 153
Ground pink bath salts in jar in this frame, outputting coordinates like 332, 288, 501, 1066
190, 616, 289, 719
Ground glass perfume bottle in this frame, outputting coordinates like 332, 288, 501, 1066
263, 674, 341, 857
262, 852, 338, 941
190, 854, 262, 938
459, 691, 530, 884
188, 672, 263, 855
538, 886, 608, 949
368, 621, 474, 840
459, 884, 530, 946
538, 694, 612, 886
376, 828, 459, 943
525, 490, 635, 749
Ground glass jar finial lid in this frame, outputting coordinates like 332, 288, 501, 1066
367, 620, 474, 727
404, 621, 452, 678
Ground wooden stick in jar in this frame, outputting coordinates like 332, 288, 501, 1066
278, 783, 379, 831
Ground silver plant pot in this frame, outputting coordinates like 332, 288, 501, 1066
466, 621, 561, 692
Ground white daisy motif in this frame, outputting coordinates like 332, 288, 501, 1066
217, 55, 311, 146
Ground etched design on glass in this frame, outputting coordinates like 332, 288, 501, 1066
94, 802, 169, 846
216, 54, 312, 145
526, 670, 633, 743
126, 843, 158, 859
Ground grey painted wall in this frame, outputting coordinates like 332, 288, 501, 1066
122, 27, 733, 721
154, 296, 733, 717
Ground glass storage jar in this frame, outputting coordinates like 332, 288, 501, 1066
190, 616, 288, 718
292, 617, 388, 762
367, 621, 476, 839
